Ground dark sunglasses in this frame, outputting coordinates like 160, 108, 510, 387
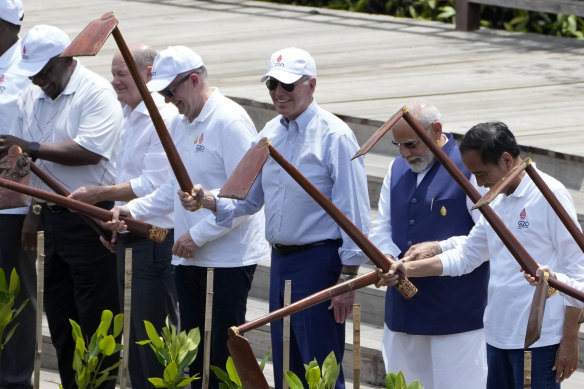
391, 139, 419, 150
265, 76, 307, 92
159, 73, 193, 98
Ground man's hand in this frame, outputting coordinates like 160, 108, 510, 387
178, 184, 216, 212
0, 135, 29, 157
99, 231, 117, 253
375, 259, 405, 288
21, 211, 39, 251
69, 186, 102, 205
403, 241, 441, 261
105, 206, 131, 232
553, 307, 581, 382
523, 265, 555, 287
328, 290, 355, 324
172, 231, 199, 259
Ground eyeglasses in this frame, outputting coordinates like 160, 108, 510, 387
391, 139, 419, 150
265, 77, 308, 92
159, 73, 193, 98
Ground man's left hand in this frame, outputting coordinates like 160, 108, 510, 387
553, 326, 580, 382
0, 135, 29, 157
328, 290, 354, 324
172, 231, 199, 259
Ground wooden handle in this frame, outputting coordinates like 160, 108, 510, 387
0, 177, 167, 243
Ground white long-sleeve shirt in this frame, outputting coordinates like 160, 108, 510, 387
440, 165, 584, 349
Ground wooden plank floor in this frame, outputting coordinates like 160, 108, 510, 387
22, 0, 584, 159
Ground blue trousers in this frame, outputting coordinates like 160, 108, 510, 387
116, 231, 178, 389
486, 343, 560, 389
0, 214, 36, 389
42, 206, 120, 389
270, 242, 345, 389
175, 264, 256, 389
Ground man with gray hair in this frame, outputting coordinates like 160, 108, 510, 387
0, 1, 36, 388
70, 43, 178, 389
369, 101, 489, 389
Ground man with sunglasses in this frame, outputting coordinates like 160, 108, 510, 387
108, 45, 269, 389
0, 25, 123, 389
180, 47, 370, 389
368, 101, 489, 389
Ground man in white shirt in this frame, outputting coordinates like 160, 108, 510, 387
109, 46, 269, 389
181, 47, 371, 389
0, 25, 124, 389
369, 101, 488, 389
69, 43, 178, 389
0, 2, 36, 388
378, 122, 584, 388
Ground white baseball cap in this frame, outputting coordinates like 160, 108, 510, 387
147, 46, 205, 92
260, 47, 316, 84
0, 0, 24, 26
11, 25, 71, 77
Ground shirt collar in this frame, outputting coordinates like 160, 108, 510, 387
279, 99, 317, 132
124, 92, 166, 117
192, 87, 219, 124
0, 39, 20, 69
507, 161, 534, 198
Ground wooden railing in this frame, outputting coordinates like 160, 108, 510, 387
456, 0, 584, 31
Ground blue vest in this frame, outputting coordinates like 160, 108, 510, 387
385, 134, 489, 335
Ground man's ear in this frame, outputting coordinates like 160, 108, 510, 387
144, 65, 153, 82
500, 151, 514, 169
430, 121, 443, 140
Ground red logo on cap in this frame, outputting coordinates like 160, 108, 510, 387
23, 46, 26, 55
0, 75, 4, 84
277, 55, 282, 63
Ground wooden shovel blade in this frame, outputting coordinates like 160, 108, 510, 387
227, 328, 269, 389
219, 138, 270, 200
0, 145, 30, 209
524, 272, 549, 348
472, 160, 528, 210
60, 12, 118, 57
351, 108, 405, 160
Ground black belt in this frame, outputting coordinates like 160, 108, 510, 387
272, 239, 342, 256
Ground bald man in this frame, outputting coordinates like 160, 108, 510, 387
70, 44, 179, 389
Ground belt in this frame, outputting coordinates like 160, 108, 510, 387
40, 202, 68, 214
272, 239, 342, 256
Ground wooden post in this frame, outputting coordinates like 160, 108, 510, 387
283, 280, 292, 389
120, 248, 132, 389
353, 304, 361, 389
202, 269, 214, 389
33, 231, 44, 389
455, 0, 481, 31
523, 350, 532, 388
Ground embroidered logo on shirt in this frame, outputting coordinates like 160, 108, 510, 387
195, 132, 205, 152
440, 205, 447, 216
517, 208, 529, 229
0, 74, 4, 92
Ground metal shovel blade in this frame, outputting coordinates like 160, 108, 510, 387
219, 139, 270, 200
227, 328, 269, 389
472, 160, 528, 210
60, 12, 118, 57
524, 272, 549, 348
351, 108, 405, 160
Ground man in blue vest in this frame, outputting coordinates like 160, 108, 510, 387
369, 101, 489, 389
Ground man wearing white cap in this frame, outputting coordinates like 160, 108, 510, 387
0, 2, 36, 388
109, 45, 269, 389
0, 25, 123, 389
70, 43, 179, 389
182, 47, 370, 389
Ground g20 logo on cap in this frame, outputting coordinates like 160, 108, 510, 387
517, 208, 529, 230
22, 46, 29, 60
274, 54, 285, 68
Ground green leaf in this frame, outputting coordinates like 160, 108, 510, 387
385, 372, 397, 389
176, 376, 198, 387
408, 380, 423, 389
99, 310, 113, 336
3, 323, 19, 346
8, 268, 20, 296
148, 377, 168, 388
113, 313, 124, 337
306, 365, 321, 389
210, 365, 231, 384
144, 320, 164, 349
259, 350, 271, 371
99, 335, 116, 356
70, 319, 83, 343
0, 268, 6, 292
321, 351, 339, 388
396, 371, 408, 389
285, 371, 304, 389
164, 360, 178, 382
225, 357, 241, 386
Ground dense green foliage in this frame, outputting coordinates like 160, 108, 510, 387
264, 0, 584, 38
0, 268, 28, 361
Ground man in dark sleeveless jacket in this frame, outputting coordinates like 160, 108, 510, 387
369, 101, 489, 389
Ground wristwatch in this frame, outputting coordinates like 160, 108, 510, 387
28, 142, 40, 162
338, 273, 357, 282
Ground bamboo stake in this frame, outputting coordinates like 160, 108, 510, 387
120, 248, 132, 389
33, 231, 44, 389
523, 350, 532, 388
202, 269, 214, 389
283, 280, 291, 389
353, 304, 361, 389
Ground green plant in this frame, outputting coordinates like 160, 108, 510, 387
285, 351, 340, 389
63, 309, 123, 389
385, 371, 424, 389
137, 317, 200, 388
0, 268, 28, 362
210, 351, 271, 389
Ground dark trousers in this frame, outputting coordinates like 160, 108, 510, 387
175, 264, 256, 389
0, 214, 36, 389
41, 207, 120, 389
486, 343, 560, 389
270, 242, 345, 389
116, 231, 178, 389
